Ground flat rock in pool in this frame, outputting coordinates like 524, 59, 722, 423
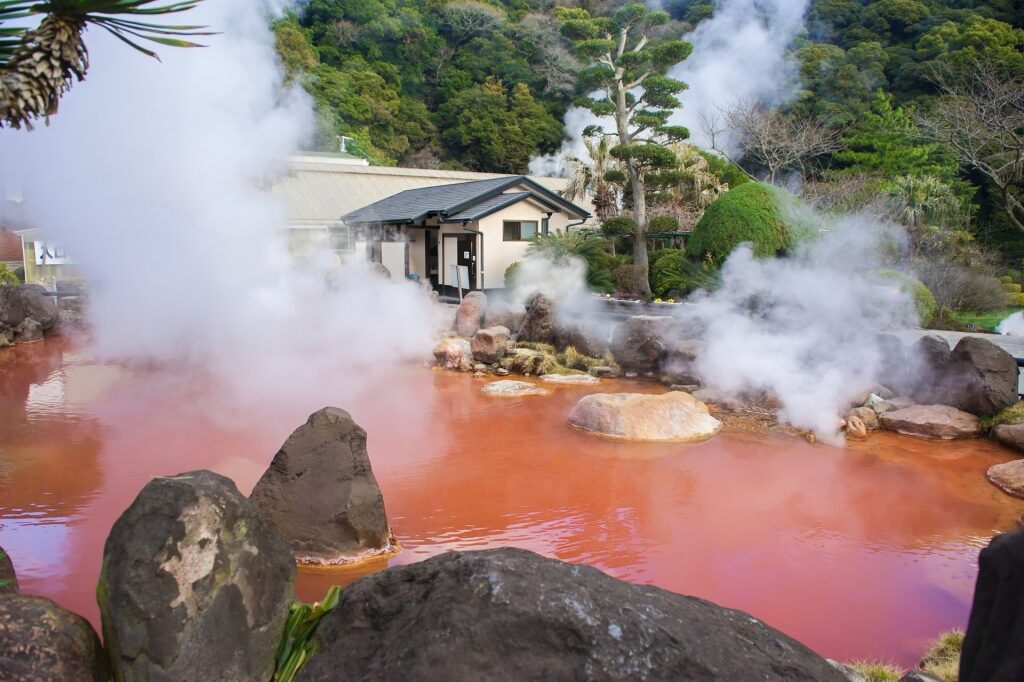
539, 373, 600, 385
987, 459, 1024, 499
481, 380, 548, 397
568, 391, 721, 442
296, 547, 846, 682
879, 404, 979, 440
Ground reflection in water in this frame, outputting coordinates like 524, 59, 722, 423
1, 337, 1023, 666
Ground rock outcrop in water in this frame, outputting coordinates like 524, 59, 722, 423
0, 545, 16, 594
518, 293, 556, 344
99, 470, 294, 682
879, 404, 980, 439
0, 594, 109, 681
433, 336, 473, 371
480, 379, 548, 397
610, 316, 684, 374
251, 407, 394, 564
909, 336, 1018, 417
470, 326, 510, 364
993, 423, 1024, 453
454, 291, 487, 337
987, 459, 1024, 499
960, 529, 1024, 682
568, 391, 721, 442
296, 547, 846, 681
0, 284, 59, 346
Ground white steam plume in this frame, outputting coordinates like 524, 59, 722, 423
685, 215, 917, 444
0, 1, 441, 406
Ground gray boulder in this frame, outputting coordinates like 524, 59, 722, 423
297, 548, 846, 682
554, 321, 609, 358
960, 529, 1024, 682
454, 291, 487, 337
470, 326, 510, 364
0, 594, 109, 681
0, 284, 59, 334
483, 301, 526, 333
879, 404, 980, 439
610, 315, 685, 374
99, 470, 295, 682
518, 293, 556, 344
13, 317, 42, 344
251, 407, 393, 564
0, 545, 15, 594
948, 336, 1019, 416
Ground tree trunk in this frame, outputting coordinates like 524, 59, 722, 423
1004, 189, 1024, 234
629, 166, 652, 297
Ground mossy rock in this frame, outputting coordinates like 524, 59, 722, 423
874, 270, 937, 327
982, 401, 1024, 432
685, 183, 816, 263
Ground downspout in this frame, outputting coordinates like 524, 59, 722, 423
461, 221, 484, 290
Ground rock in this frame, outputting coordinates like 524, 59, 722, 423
610, 316, 684, 374
993, 423, 1024, 453
470, 326, 510, 364
845, 415, 868, 440
0, 594, 109, 681
987, 459, 1024, 499
848, 406, 879, 430
12, 317, 42, 344
297, 548, 846, 682
828, 661, 866, 682
433, 337, 473, 371
454, 291, 487, 337
0, 325, 12, 347
539, 373, 600, 385
568, 391, 721, 443
692, 388, 746, 413
480, 380, 548, 397
0, 545, 16, 594
877, 396, 916, 414
0, 284, 59, 334
251, 408, 393, 564
518, 293, 556, 344
960, 529, 1024, 682
898, 674, 943, 682
495, 368, 509, 376
877, 333, 914, 395
483, 301, 526, 332
554, 322, 609, 357
879, 405, 980, 440
671, 384, 701, 393
100, 470, 295, 682
948, 336, 1019, 416
473, 363, 486, 371
588, 366, 619, 378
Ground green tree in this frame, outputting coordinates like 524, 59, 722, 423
557, 3, 693, 297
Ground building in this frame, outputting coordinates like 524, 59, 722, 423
339, 175, 590, 292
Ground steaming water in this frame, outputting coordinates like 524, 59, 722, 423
3, 338, 1023, 667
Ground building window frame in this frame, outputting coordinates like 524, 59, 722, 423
503, 220, 539, 242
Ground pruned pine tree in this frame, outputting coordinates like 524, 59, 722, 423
0, 0, 210, 130
557, 3, 692, 297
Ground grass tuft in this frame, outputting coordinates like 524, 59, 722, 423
920, 629, 963, 682
846, 660, 906, 682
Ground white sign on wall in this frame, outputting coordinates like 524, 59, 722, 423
34, 241, 73, 265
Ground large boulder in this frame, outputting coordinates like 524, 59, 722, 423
879, 404, 980, 440
13, 318, 42, 344
454, 291, 487, 337
433, 337, 473, 371
960, 529, 1024, 682
251, 407, 393, 564
0, 284, 59, 334
470, 326, 510, 364
0, 545, 16, 594
297, 548, 846, 681
610, 316, 684, 374
987, 459, 1024, 499
993, 423, 1024, 453
0, 594, 109, 681
554, 321, 609, 358
483, 301, 526, 333
99, 470, 295, 682
518, 293, 556, 344
948, 337, 1019, 416
568, 391, 721, 443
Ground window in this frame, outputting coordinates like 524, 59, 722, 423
328, 224, 354, 253
503, 220, 538, 241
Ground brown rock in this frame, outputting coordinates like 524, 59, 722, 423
845, 415, 868, 440
480, 380, 549, 397
454, 291, 487, 337
568, 391, 721, 443
848, 406, 879, 430
519, 293, 556, 344
433, 337, 472, 371
993, 423, 1024, 453
610, 316, 685, 374
0, 595, 109, 681
251, 408, 393, 564
879, 404, 980, 440
470, 326, 510, 364
987, 459, 1024, 499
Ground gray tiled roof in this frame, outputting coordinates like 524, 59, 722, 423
340, 175, 589, 225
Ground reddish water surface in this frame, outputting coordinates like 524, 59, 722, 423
2, 338, 1023, 666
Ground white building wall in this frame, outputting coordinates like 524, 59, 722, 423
478, 199, 562, 290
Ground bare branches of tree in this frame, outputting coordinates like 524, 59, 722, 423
440, 1, 506, 43
918, 61, 1024, 233
701, 99, 841, 185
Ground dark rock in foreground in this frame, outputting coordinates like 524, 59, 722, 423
297, 547, 846, 682
0, 284, 59, 345
960, 529, 1024, 682
0, 594, 109, 681
251, 407, 393, 563
518, 293, 556, 344
99, 470, 294, 682
610, 315, 684, 374
948, 337, 1019, 417
0, 544, 17, 594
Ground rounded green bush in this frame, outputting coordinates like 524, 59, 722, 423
875, 270, 938, 327
1000, 275, 1013, 284
650, 250, 686, 297
0, 263, 18, 285
1006, 293, 1024, 307
1003, 282, 1023, 294
647, 215, 679, 233
601, 215, 635, 237
684, 182, 815, 263
1007, 269, 1023, 282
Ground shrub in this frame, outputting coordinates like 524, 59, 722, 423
504, 261, 520, 288
1003, 282, 1023, 294
1006, 269, 1022, 282
1008, 293, 1024, 307
614, 264, 648, 294
0, 263, 18, 285
1000, 275, 1014, 284
647, 215, 679, 233
525, 231, 615, 293
684, 182, 816, 263
651, 250, 686, 298
875, 270, 938, 327
601, 215, 635, 237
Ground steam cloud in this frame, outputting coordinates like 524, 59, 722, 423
0, 0, 441, 405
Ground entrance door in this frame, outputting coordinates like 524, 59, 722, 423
456, 235, 477, 290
